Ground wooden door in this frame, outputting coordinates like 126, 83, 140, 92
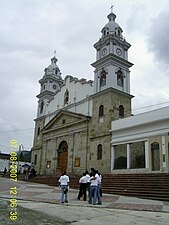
58, 151, 68, 173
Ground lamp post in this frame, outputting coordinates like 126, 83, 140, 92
18, 144, 24, 173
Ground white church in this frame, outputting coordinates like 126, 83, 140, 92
31, 9, 169, 175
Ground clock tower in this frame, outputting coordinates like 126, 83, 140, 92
92, 10, 133, 94
36, 56, 63, 117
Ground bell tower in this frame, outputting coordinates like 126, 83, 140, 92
32, 55, 63, 174
92, 10, 133, 94
36, 56, 63, 118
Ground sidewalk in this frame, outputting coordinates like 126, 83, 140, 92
1, 179, 169, 213
1, 178, 169, 225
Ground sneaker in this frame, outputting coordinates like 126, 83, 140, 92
65, 200, 68, 203
97, 202, 102, 205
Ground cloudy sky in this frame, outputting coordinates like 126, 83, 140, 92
1, 0, 169, 154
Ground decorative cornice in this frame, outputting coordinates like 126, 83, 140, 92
36, 90, 55, 99
91, 53, 133, 68
94, 34, 131, 50
90, 87, 134, 99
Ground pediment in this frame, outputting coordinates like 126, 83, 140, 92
43, 110, 90, 132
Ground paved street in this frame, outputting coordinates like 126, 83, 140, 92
0, 198, 68, 225
1, 177, 169, 225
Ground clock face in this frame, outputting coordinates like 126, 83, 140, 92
116, 48, 122, 56
102, 48, 107, 56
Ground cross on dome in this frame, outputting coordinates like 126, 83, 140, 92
110, 4, 114, 13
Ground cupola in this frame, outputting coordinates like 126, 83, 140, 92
44, 56, 62, 77
101, 12, 123, 38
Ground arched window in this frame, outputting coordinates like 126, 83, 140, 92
37, 127, 40, 135
58, 140, 68, 153
97, 144, 102, 160
37, 127, 40, 137
40, 101, 44, 114
119, 105, 124, 118
64, 89, 69, 105
34, 154, 37, 165
100, 69, 107, 87
116, 69, 124, 86
99, 105, 104, 117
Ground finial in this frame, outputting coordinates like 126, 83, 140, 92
51, 51, 58, 63
110, 4, 114, 13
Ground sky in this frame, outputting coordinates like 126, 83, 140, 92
1, 0, 169, 154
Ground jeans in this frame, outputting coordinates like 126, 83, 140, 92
89, 185, 97, 205
97, 183, 102, 204
60, 185, 68, 203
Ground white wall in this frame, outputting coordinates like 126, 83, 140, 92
45, 75, 94, 124
111, 106, 169, 145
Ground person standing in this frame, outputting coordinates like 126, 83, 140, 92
97, 171, 102, 205
24, 166, 31, 180
3, 167, 7, 175
85, 171, 91, 197
58, 171, 70, 203
88, 170, 99, 205
77, 173, 87, 201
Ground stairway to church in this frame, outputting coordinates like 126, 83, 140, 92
29, 173, 169, 201
100, 173, 169, 201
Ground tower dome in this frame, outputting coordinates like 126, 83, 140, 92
44, 56, 62, 77
101, 12, 123, 37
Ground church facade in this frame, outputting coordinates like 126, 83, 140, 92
31, 10, 134, 175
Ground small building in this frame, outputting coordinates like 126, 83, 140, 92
110, 106, 169, 173
0, 153, 10, 173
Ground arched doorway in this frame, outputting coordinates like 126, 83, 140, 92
57, 141, 68, 173
151, 142, 160, 171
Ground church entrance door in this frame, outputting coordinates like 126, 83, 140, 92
57, 141, 68, 173
151, 142, 160, 171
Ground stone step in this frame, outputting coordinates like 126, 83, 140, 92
29, 173, 169, 201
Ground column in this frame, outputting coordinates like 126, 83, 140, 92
111, 146, 115, 172
94, 69, 99, 93
127, 144, 131, 169
162, 136, 166, 168
145, 140, 149, 169
96, 49, 100, 60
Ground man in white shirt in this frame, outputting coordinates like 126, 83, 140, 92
58, 171, 70, 203
85, 171, 91, 197
97, 171, 102, 205
88, 170, 99, 205
77, 173, 87, 201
